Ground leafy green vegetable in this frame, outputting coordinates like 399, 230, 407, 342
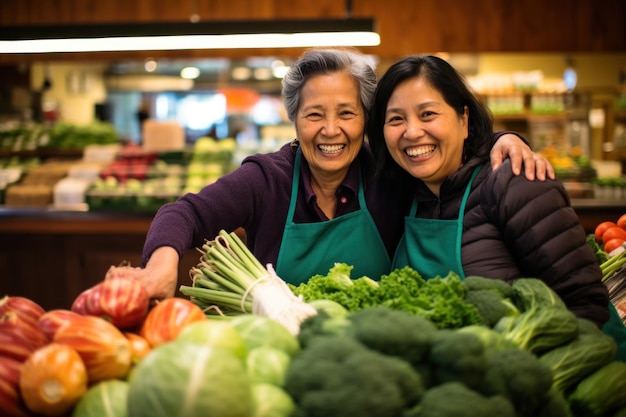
539, 333, 617, 393
379, 270, 483, 329
127, 342, 253, 417
230, 314, 300, 357
511, 278, 566, 311
292, 265, 483, 329
586, 233, 608, 265
306, 299, 348, 318
289, 263, 380, 311
73, 379, 129, 417
175, 320, 247, 361
251, 384, 296, 417
496, 305, 579, 354
246, 347, 291, 387
568, 360, 626, 416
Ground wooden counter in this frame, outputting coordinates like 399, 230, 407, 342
0, 200, 623, 311
0, 209, 201, 311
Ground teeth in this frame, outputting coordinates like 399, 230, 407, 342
318, 144, 345, 153
406, 145, 435, 157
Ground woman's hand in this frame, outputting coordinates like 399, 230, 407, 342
491, 133, 556, 181
123, 247, 179, 302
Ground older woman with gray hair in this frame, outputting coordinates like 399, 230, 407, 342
133, 47, 548, 301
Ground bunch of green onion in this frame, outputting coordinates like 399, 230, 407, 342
600, 250, 626, 283
180, 230, 316, 335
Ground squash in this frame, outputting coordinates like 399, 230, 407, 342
18, 342, 87, 416
53, 315, 132, 383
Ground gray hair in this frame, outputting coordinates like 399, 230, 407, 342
281, 48, 378, 123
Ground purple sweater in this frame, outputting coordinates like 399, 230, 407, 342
142, 141, 411, 267
142, 132, 516, 268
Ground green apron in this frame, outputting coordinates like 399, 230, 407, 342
392, 164, 626, 362
275, 151, 391, 285
392, 166, 481, 279
603, 299, 626, 362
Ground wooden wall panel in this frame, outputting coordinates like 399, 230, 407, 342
0, 1, 624, 61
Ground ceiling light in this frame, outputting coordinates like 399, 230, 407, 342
231, 66, 252, 80
144, 59, 158, 72
0, 19, 380, 54
180, 66, 200, 79
253, 67, 273, 80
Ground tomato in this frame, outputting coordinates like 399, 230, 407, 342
140, 297, 206, 348
595, 221, 618, 242
604, 238, 626, 254
19, 343, 88, 416
602, 226, 626, 244
617, 213, 626, 230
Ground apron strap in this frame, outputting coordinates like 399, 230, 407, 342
454, 165, 482, 274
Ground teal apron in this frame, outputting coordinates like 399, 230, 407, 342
392, 164, 626, 362
603, 299, 626, 362
275, 151, 391, 285
392, 166, 481, 279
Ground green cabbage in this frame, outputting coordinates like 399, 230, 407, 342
251, 383, 296, 417
72, 379, 129, 417
230, 315, 300, 357
247, 346, 291, 386
127, 341, 252, 417
176, 319, 248, 361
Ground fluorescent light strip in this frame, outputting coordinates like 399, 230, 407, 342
0, 32, 380, 53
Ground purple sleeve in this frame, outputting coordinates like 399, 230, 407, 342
141, 147, 293, 266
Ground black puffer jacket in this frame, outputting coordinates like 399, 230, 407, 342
411, 157, 610, 326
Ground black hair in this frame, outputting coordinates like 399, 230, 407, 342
367, 55, 493, 180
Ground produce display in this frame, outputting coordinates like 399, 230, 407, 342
2, 227, 626, 417
589, 213, 626, 321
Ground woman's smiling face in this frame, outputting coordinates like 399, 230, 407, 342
295, 71, 365, 180
383, 75, 468, 196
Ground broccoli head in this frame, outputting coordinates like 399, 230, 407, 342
413, 382, 516, 417
480, 347, 554, 417
456, 325, 517, 350
284, 335, 424, 417
428, 329, 488, 390
464, 289, 521, 328
532, 387, 573, 417
463, 275, 515, 298
347, 306, 439, 370
296, 309, 351, 348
